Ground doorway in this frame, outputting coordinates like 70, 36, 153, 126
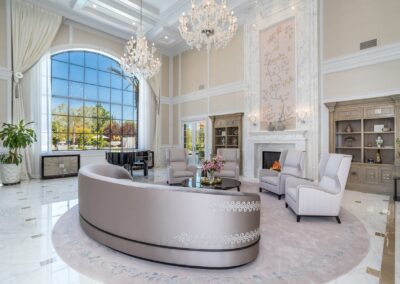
182, 120, 206, 165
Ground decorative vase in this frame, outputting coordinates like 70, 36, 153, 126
0, 164, 22, 185
207, 171, 215, 183
376, 135, 384, 148
375, 149, 382, 164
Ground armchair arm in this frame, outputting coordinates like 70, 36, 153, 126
297, 186, 342, 216
285, 176, 316, 190
187, 165, 197, 176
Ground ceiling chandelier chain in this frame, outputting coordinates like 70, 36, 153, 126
121, 0, 161, 79
179, 0, 238, 50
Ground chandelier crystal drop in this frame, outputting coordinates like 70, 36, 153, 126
179, 0, 238, 51
121, 0, 161, 79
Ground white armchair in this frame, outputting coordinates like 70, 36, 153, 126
285, 153, 352, 223
214, 148, 240, 180
166, 148, 197, 185
259, 149, 305, 200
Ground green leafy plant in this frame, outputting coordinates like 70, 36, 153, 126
0, 120, 37, 165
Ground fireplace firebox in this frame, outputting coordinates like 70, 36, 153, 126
262, 151, 281, 169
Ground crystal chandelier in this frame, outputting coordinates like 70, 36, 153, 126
179, 0, 238, 50
121, 0, 161, 79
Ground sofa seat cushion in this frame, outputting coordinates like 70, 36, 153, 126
286, 186, 298, 201
173, 170, 193, 178
216, 170, 236, 178
261, 175, 278, 185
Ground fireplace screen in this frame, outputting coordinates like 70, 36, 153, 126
262, 151, 281, 169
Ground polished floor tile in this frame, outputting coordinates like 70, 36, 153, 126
0, 169, 396, 284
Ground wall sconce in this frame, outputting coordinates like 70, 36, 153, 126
248, 112, 258, 126
296, 109, 309, 124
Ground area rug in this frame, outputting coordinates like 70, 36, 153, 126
52, 182, 369, 284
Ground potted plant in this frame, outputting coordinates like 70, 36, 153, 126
0, 120, 37, 185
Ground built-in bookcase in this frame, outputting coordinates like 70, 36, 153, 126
326, 96, 400, 196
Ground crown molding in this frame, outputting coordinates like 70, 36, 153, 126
172, 81, 246, 105
323, 88, 400, 103
323, 42, 400, 74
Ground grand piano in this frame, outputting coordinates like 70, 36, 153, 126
105, 150, 154, 176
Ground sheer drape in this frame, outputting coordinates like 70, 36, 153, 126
147, 72, 161, 167
11, 0, 61, 179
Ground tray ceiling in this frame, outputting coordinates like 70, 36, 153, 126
29, 0, 257, 55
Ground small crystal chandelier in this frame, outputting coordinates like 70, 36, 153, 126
179, 0, 238, 51
121, 0, 161, 79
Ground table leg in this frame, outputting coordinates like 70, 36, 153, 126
237, 186, 240, 192
143, 161, 148, 177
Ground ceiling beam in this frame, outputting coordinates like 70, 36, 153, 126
72, 0, 88, 10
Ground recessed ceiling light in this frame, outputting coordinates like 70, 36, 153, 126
164, 35, 169, 40
132, 22, 136, 25
92, 4, 97, 8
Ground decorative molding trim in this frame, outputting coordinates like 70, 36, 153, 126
174, 228, 260, 247
209, 201, 261, 213
172, 81, 246, 105
323, 88, 400, 104
323, 42, 400, 74
0, 67, 12, 80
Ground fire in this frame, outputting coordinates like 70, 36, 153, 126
271, 160, 281, 171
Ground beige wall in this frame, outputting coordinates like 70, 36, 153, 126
0, 0, 7, 67
161, 104, 169, 145
51, 23, 69, 47
173, 104, 179, 145
180, 99, 208, 117
324, 0, 400, 59
173, 55, 179, 97
51, 23, 125, 58
180, 48, 207, 94
209, 92, 245, 114
324, 60, 400, 100
161, 55, 169, 97
210, 26, 244, 87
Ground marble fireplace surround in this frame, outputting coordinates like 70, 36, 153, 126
247, 130, 307, 178
243, 0, 319, 179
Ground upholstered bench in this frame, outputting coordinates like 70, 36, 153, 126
78, 164, 261, 268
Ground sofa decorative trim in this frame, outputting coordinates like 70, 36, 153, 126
174, 229, 260, 247
209, 201, 261, 213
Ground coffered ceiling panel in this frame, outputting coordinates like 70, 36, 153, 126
30, 0, 257, 55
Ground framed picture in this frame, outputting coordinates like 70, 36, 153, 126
374, 124, 384, 132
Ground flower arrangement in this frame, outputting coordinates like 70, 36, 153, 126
201, 155, 224, 184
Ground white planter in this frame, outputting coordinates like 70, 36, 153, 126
0, 164, 22, 185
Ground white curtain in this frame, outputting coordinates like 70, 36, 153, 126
11, 0, 62, 179
147, 72, 161, 167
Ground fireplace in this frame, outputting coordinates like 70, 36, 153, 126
262, 151, 281, 169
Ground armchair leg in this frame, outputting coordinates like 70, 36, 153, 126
285, 202, 288, 208
336, 216, 341, 224
259, 187, 262, 192
297, 216, 301, 222
278, 195, 282, 200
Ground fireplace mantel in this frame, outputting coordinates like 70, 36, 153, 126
244, 130, 308, 179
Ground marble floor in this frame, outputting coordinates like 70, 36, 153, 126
0, 169, 397, 284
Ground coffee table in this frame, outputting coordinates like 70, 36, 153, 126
181, 177, 241, 191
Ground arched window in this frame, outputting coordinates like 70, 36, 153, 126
50, 50, 139, 151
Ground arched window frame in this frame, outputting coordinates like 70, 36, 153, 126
49, 49, 139, 151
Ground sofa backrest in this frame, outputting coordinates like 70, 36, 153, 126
166, 148, 188, 170
78, 164, 260, 251
319, 154, 352, 194
281, 149, 305, 177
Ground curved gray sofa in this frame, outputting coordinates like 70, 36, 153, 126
78, 164, 261, 269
